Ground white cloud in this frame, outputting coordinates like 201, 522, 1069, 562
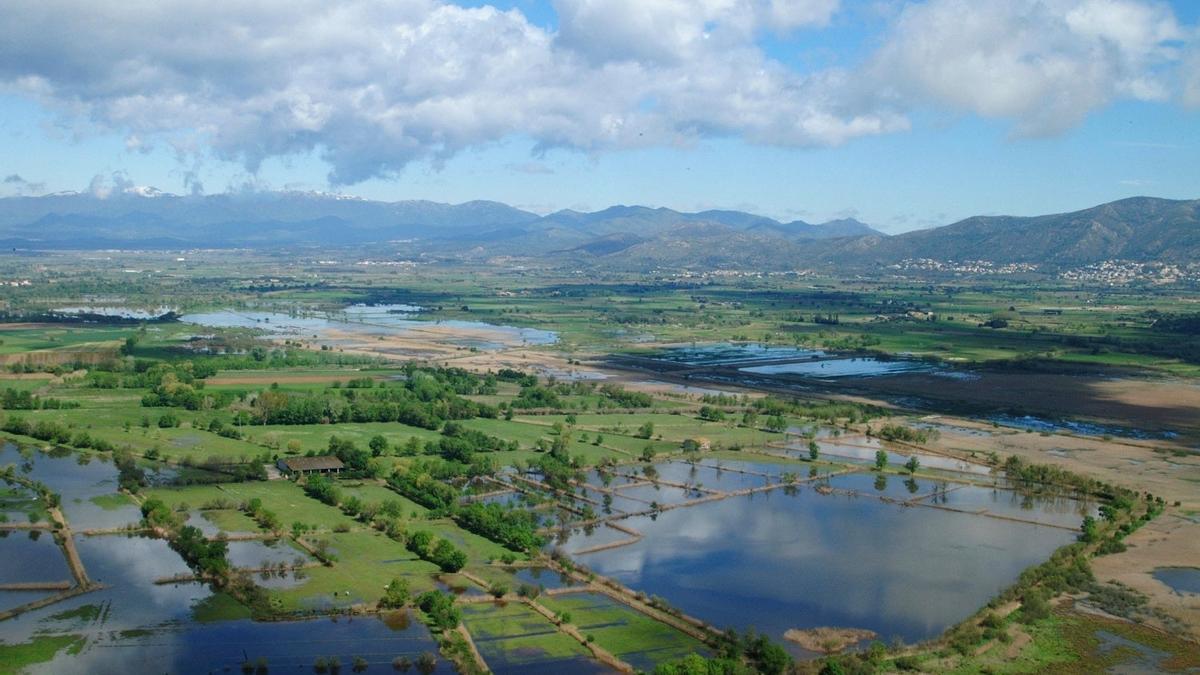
1184, 47, 1200, 108
0, 0, 1191, 185
869, 0, 1185, 136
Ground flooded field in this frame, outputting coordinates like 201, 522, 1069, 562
0, 439, 450, 673
807, 437, 995, 475
646, 343, 825, 365
986, 414, 1179, 441
558, 465, 1081, 651
181, 306, 557, 350
742, 357, 937, 379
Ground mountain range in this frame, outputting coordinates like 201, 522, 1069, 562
0, 190, 1195, 270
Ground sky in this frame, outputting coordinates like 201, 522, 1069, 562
0, 0, 1197, 233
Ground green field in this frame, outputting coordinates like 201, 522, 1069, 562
540, 592, 708, 669
460, 601, 593, 667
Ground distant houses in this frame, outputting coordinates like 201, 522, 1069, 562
276, 456, 344, 476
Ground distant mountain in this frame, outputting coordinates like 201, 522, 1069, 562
1, 190, 1192, 271
0, 190, 882, 250
0, 191, 541, 247
811, 197, 1200, 268
746, 217, 877, 240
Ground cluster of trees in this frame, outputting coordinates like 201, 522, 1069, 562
431, 422, 518, 462
661, 627, 792, 675
302, 475, 343, 506
1, 416, 73, 444
598, 384, 653, 408
172, 525, 231, 577
416, 590, 461, 630
406, 530, 467, 572
873, 424, 934, 444
1002, 455, 1110, 495
379, 577, 409, 609
389, 468, 460, 512
242, 497, 282, 532
0, 389, 78, 410
326, 436, 372, 474
1148, 312, 1200, 339
751, 396, 878, 424
389, 462, 548, 553
511, 383, 562, 409
453, 502, 543, 552
114, 449, 147, 492
141, 497, 230, 577
251, 373, 495, 427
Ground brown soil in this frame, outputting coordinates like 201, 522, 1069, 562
863, 372, 1200, 438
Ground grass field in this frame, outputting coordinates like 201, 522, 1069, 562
460, 601, 593, 668
540, 592, 708, 670
271, 530, 441, 611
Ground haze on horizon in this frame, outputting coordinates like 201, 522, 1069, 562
1, 0, 1199, 233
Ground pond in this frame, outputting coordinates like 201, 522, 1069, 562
4, 529, 448, 673
0, 444, 142, 531
811, 439, 994, 476
27, 609, 451, 674
509, 566, 578, 591
0, 532, 71, 583
180, 306, 558, 349
986, 414, 1178, 440
49, 306, 177, 321
558, 474, 1079, 651
741, 357, 940, 379
647, 343, 825, 365
1153, 567, 1200, 596
224, 538, 310, 569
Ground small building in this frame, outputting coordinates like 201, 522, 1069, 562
277, 456, 344, 476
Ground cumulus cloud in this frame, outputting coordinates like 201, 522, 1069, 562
870, 0, 1185, 136
0, 0, 893, 184
0, 0, 1192, 185
87, 171, 137, 199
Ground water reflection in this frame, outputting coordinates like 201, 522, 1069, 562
561, 483, 1076, 648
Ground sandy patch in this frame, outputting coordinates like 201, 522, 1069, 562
1091, 513, 1200, 640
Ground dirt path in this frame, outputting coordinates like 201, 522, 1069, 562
451, 624, 490, 673
0, 584, 105, 622
48, 506, 90, 587
0, 581, 72, 591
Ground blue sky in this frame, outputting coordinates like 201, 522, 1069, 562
1, 0, 1197, 232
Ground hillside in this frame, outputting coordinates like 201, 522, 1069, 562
0, 192, 1196, 270
813, 197, 1200, 268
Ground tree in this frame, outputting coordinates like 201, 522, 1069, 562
1079, 515, 1100, 543
765, 415, 786, 433
808, 440, 820, 461
380, 576, 410, 608
874, 450, 888, 471
904, 456, 920, 475
369, 434, 389, 457
416, 591, 461, 630
637, 421, 655, 439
